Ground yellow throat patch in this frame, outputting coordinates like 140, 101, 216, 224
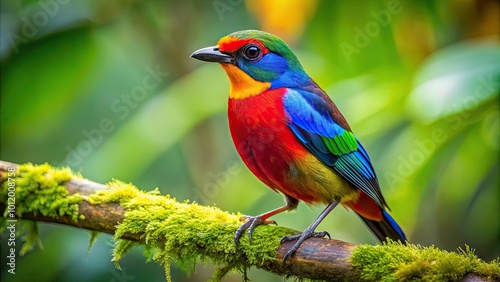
220, 64, 271, 99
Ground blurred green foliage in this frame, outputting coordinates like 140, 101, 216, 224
1, 0, 498, 281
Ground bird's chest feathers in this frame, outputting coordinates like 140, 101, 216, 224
228, 89, 291, 152
221, 64, 271, 99
228, 90, 306, 183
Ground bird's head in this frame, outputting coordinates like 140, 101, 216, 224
191, 30, 310, 99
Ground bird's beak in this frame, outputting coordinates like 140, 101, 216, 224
190, 46, 235, 64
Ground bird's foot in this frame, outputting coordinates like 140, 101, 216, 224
234, 215, 277, 247
280, 228, 330, 266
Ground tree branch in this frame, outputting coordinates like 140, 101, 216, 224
0, 160, 497, 281
1, 163, 139, 241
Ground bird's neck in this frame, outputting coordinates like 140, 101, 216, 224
220, 64, 313, 100
221, 64, 271, 100
268, 70, 313, 90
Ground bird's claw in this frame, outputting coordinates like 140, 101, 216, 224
234, 215, 277, 248
280, 230, 331, 266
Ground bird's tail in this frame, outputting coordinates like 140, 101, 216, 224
359, 210, 407, 242
346, 192, 407, 242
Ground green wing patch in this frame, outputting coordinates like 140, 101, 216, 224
321, 131, 358, 156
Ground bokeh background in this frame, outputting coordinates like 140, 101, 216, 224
1, 0, 499, 281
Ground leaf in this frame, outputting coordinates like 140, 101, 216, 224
408, 40, 500, 122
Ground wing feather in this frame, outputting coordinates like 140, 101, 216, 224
283, 89, 386, 208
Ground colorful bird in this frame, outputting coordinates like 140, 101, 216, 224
191, 30, 407, 263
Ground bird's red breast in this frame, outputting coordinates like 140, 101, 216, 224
228, 88, 303, 193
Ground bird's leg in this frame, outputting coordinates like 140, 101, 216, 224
234, 196, 298, 247
281, 200, 340, 265
234, 206, 285, 246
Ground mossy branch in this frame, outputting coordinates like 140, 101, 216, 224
0, 160, 498, 281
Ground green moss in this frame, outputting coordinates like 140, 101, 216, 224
351, 241, 500, 281
0, 163, 83, 256
19, 221, 44, 255
0, 163, 83, 221
91, 180, 294, 281
86, 231, 100, 260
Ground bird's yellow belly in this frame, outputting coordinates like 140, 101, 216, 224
286, 153, 360, 205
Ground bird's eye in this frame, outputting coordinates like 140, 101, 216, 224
242, 44, 262, 61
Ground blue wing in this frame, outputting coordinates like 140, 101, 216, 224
283, 89, 386, 208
